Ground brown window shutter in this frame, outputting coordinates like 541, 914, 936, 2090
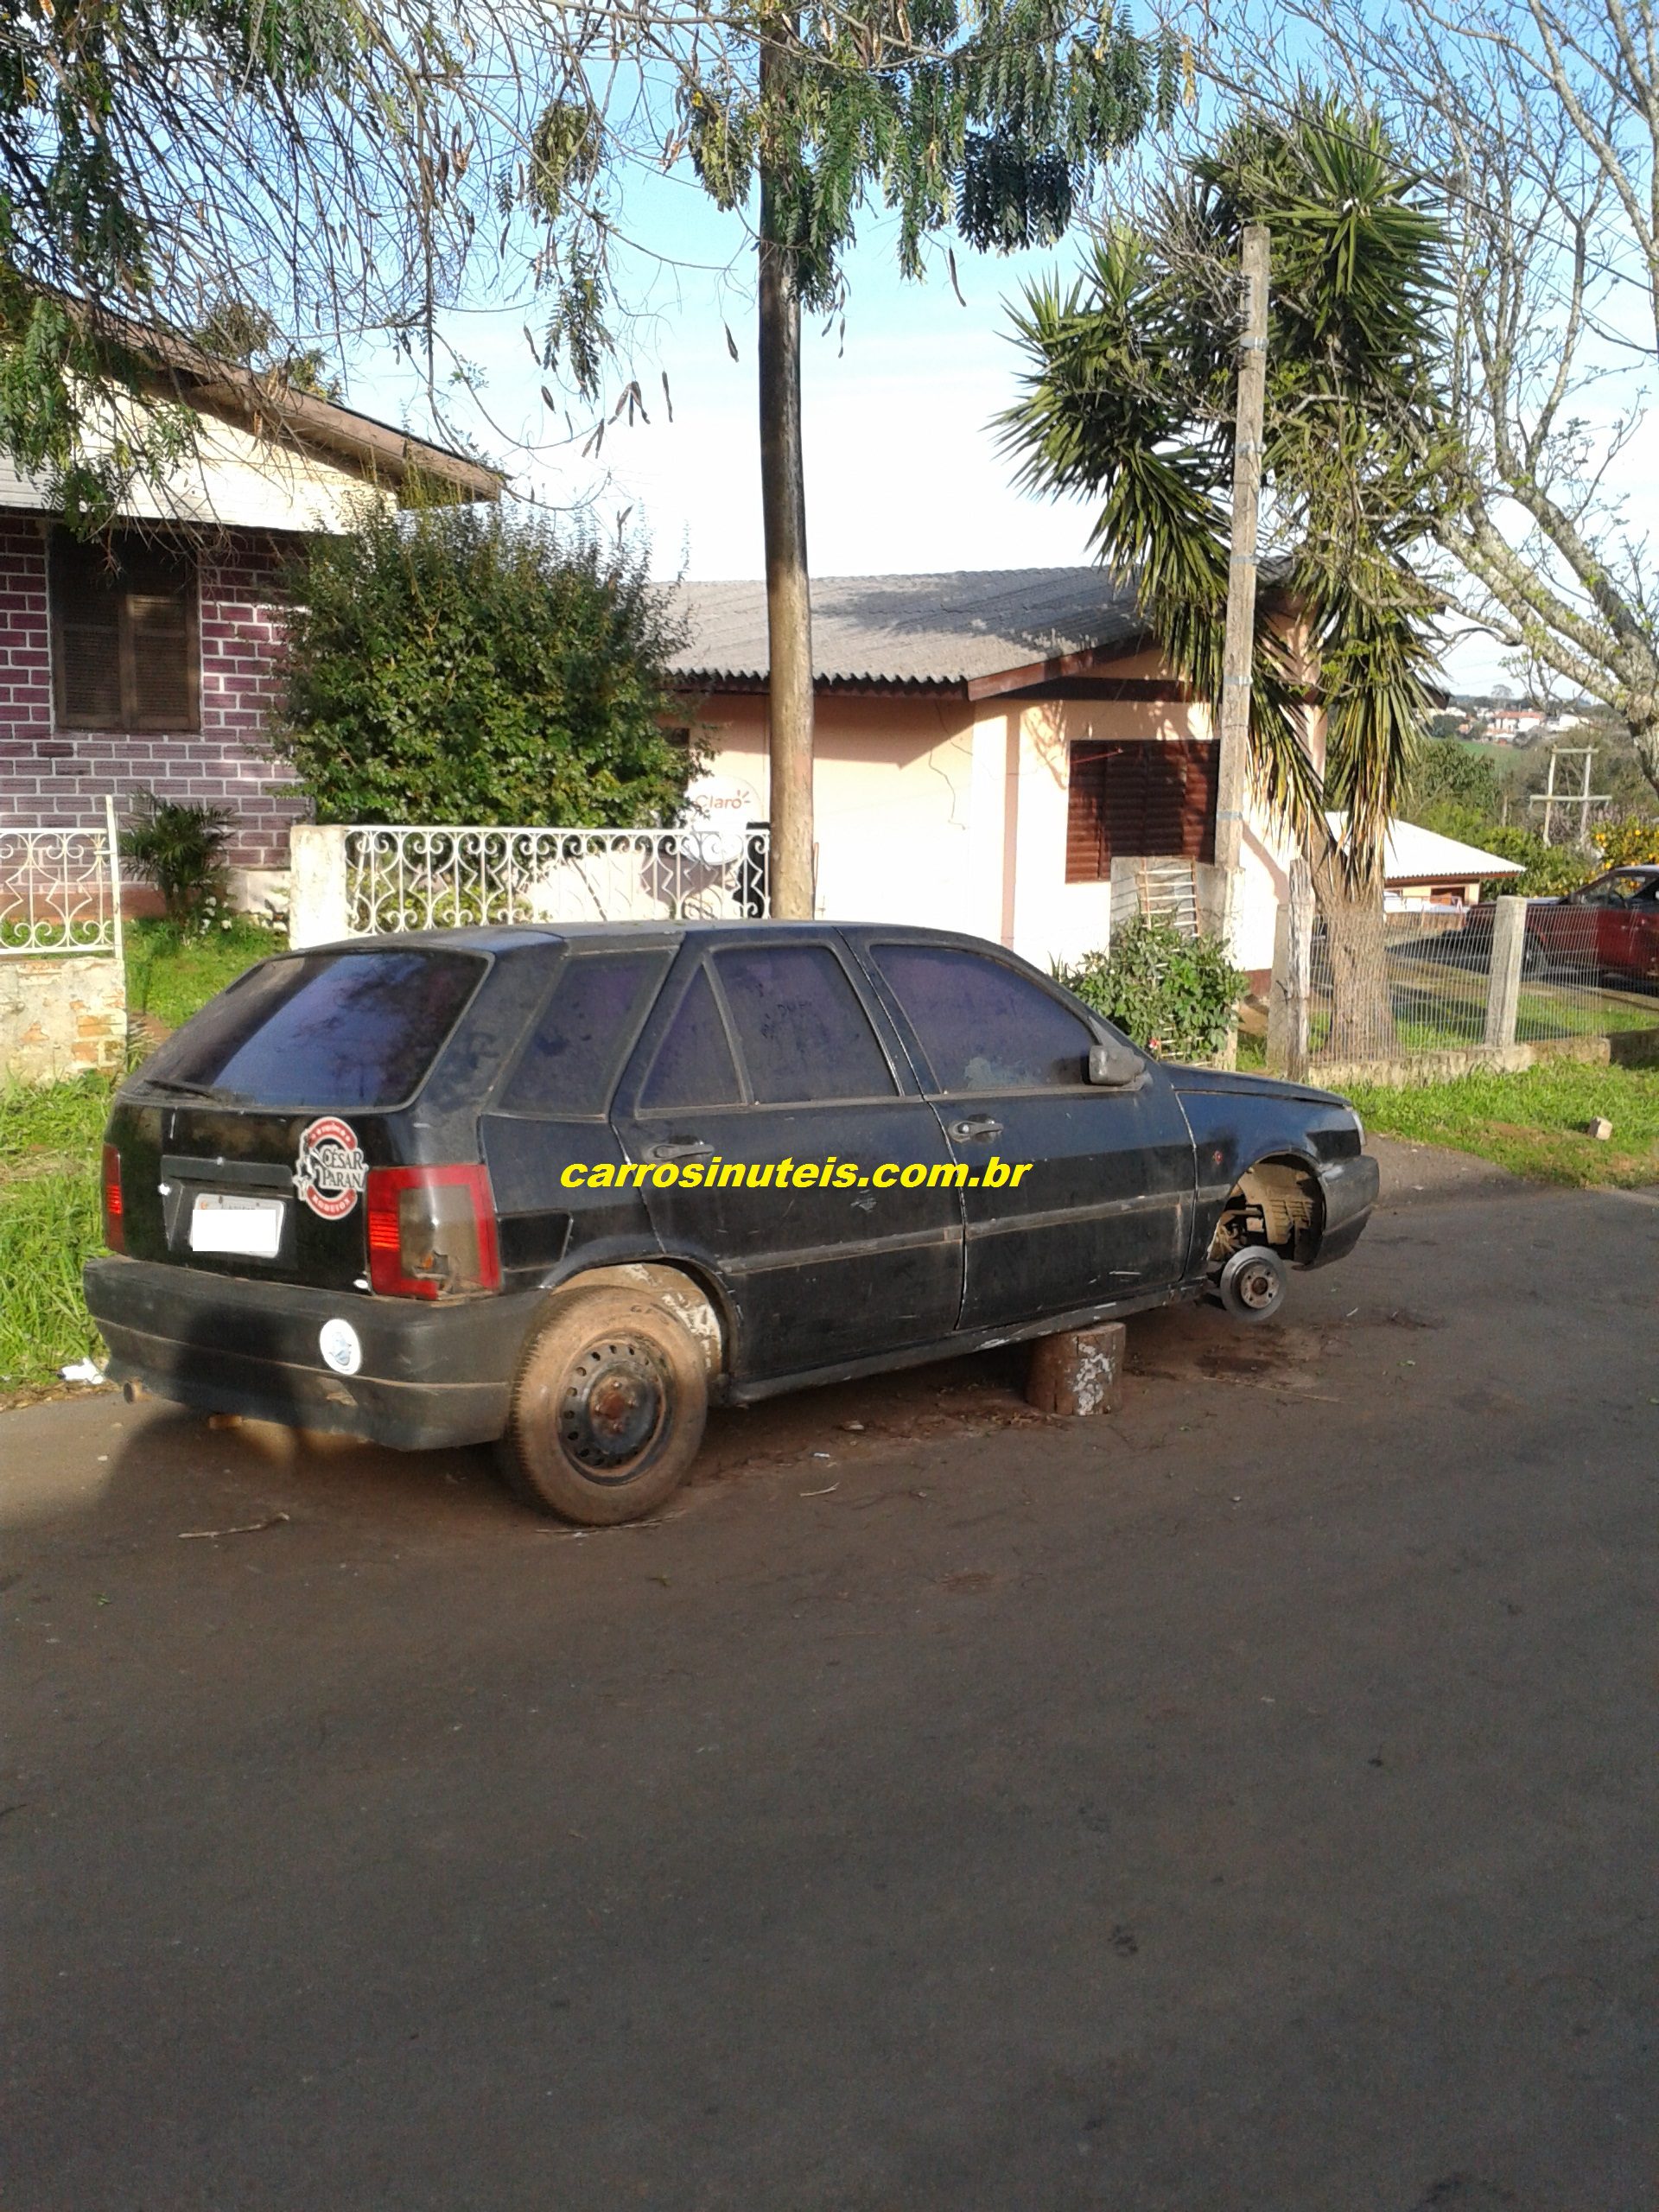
49, 534, 123, 729
1174, 741, 1219, 861
1065, 746, 1111, 881
49, 529, 200, 734
125, 590, 198, 730
1066, 739, 1219, 879
120, 538, 199, 732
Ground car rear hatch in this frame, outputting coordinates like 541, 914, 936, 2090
105, 944, 490, 1294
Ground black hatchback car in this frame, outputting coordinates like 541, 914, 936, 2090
86, 921, 1377, 1523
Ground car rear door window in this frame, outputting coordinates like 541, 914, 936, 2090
639, 964, 742, 1109
870, 943, 1093, 1092
499, 952, 665, 1116
715, 944, 895, 1103
139, 949, 485, 1109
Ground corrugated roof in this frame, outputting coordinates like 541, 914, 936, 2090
1328, 813, 1526, 883
667, 569, 1147, 688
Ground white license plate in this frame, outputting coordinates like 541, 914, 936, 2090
189, 1192, 285, 1258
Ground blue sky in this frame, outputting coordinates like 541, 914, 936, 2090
357, 167, 1116, 582
344, 151, 1579, 694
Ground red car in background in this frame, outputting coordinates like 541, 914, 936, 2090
1529, 864, 1659, 988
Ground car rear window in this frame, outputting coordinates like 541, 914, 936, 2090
139, 950, 486, 1109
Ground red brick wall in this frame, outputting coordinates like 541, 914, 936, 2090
0, 515, 310, 871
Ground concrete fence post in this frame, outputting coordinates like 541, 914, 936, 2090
1266, 856, 1313, 1080
288, 825, 350, 950
1483, 895, 1529, 1049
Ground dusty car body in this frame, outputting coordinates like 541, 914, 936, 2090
85, 920, 1377, 1522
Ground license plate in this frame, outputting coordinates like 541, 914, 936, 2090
189, 1192, 284, 1258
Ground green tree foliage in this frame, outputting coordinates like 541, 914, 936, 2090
1056, 918, 1246, 1062
678, 1, 1185, 317
1407, 738, 1502, 824
275, 505, 694, 828
1000, 94, 1451, 883
0, 0, 475, 525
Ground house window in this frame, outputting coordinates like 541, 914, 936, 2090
1065, 739, 1218, 882
49, 528, 200, 734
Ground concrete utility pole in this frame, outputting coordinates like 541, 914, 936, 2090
757, 22, 816, 920
1215, 223, 1270, 953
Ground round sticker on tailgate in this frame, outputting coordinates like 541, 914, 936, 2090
294, 1116, 368, 1219
319, 1318, 363, 1375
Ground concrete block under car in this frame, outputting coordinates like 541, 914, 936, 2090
1026, 1322, 1128, 1418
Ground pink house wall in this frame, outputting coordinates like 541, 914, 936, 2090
0, 515, 306, 870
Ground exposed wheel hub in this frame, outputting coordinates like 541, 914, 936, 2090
1233, 1258, 1279, 1310
559, 1338, 668, 1474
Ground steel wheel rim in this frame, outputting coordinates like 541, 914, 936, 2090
557, 1336, 670, 1481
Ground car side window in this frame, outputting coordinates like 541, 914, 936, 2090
1580, 873, 1638, 906
870, 943, 1094, 1093
498, 951, 665, 1116
639, 964, 743, 1110
715, 944, 896, 1104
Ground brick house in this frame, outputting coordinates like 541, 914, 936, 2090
0, 356, 499, 905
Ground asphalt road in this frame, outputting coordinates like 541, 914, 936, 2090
5, 1141, 1657, 2211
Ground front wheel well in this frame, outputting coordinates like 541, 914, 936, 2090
1207, 1154, 1325, 1270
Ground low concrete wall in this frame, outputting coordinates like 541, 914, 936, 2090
1312, 1025, 1659, 1091
0, 953, 126, 1084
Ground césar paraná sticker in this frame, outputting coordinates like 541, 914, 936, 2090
293, 1116, 368, 1220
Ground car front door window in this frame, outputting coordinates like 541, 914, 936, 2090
869, 943, 1093, 1093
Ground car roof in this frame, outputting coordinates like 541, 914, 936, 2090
289, 918, 1012, 957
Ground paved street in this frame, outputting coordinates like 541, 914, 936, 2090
5, 1141, 1657, 2210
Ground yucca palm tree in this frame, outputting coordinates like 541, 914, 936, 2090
1000, 95, 1453, 1054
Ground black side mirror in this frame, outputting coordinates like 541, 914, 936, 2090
1088, 1037, 1145, 1089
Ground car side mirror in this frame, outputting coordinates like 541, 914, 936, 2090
1088, 1037, 1145, 1088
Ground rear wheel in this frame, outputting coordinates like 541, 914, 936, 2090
496, 1289, 708, 1524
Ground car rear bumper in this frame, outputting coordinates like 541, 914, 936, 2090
1311, 1152, 1380, 1267
84, 1255, 542, 1450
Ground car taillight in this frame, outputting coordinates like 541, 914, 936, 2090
365, 1164, 500, 1300
101, 1142, 125, 1253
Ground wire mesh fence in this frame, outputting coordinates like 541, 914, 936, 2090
1304, 903, 1649, 1068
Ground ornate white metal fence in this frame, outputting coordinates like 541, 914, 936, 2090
344, 823, 771, 937
0, 799, 124, 957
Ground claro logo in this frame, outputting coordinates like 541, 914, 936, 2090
293, 1116, 369, 1221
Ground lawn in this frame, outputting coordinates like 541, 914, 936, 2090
1, 920, 276, 1391
1345, 1060, 1659, 1188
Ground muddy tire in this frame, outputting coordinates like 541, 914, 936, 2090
495, 1289, 708, 1525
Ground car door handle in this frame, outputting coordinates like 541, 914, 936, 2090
948, 1117, 1004, 1141
647, 1138, 715, 1162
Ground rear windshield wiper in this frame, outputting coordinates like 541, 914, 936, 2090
140, 1077, 245, 1103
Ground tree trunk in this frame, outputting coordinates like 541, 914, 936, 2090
1628, 702, 1659, 804
758, 29, 815, 920
1309, 843, 1395, 1062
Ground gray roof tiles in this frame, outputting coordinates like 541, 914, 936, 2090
666, 568, 1147, 687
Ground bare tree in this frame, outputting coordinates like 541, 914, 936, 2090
1201, 0, 1659, 799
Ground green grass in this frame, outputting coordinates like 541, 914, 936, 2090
1346, 1060, 1659, 1187
124, 917, 277, 1030
0, 1071, 117, 1388
1, 922, 275, 1391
